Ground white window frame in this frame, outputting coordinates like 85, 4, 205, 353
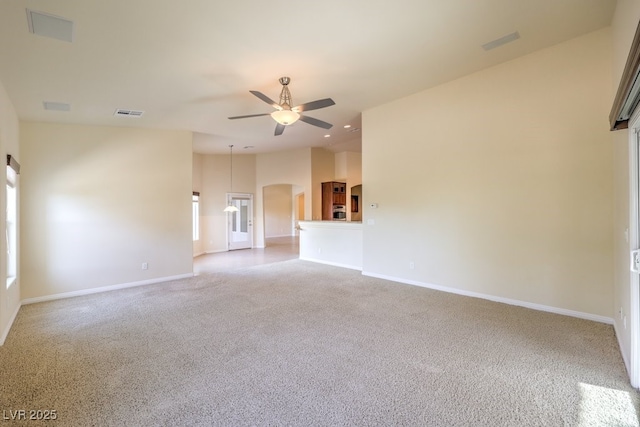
6, 165, 17, 288
192, 192, 200, 241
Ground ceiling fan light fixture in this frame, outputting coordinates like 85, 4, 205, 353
228, 77, 335, 135
270, 109, 300, 126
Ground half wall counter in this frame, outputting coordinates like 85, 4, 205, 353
298, 221, 363, 270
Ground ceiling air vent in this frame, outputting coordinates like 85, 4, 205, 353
114, 109, 144, 118
43, 101, 70, 111
26, 9, 74, 43
482, 31, 520, 51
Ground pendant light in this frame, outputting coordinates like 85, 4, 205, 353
223, 144, 239, 212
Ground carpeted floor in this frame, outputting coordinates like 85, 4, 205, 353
1, 259, 638, 426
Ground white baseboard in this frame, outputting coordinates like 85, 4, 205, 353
362, 271, 614, 325
193, 251, 206, 258
21, 273, 194, 306
0, 302, 22, 346
614, 320, 632, 380
204, 247, 266, 253
205, 249, 228, 254
299, 256, 362, 271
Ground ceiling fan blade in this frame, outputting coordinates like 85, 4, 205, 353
299, 114, 333, 129
228, 113, 270, 120
274, 123, 286, 136
294, 98, 335, 112
250, 90, 279, 108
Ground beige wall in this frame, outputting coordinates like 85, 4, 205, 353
611, 0, 640, 375
0, 79, 20, 344
198, 147, 350, 250
20, 122, 193, 300
200, 154, 228, 254
335, 151, 363, 221
363, 28, 613, 318
255, 148, 313, 248
335, 151, 362, 184
264, 184, 293, 238
311, 148, 335, 221
196, 152, 256, 254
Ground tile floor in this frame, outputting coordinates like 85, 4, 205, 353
193, 236, 299, 275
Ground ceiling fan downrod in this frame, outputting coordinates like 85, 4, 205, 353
278, 77, 293, 110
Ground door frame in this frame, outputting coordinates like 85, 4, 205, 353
628, 114, 640, 388
294, 190, 305, 236
226, 192, 253, 250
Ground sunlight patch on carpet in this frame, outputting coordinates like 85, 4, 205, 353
578, 383, 638, 427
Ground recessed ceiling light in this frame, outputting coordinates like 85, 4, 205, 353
43, 101, 70, 111
324, 134, 331, 138
344, 125, 351, 129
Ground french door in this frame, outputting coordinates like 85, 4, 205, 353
227, 193, 253, 250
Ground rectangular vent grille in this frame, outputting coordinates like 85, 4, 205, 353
114, 109, 144, 118
43, 101, 71, 111
482, 31, 520, 51
27, 9, 74, 43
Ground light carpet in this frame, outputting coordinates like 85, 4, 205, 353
1, 259, 638, 426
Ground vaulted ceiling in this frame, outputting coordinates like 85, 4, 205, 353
0, 1, 615, 154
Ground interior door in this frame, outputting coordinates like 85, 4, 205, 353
624, 110, 640, 389
629, 126, 640, 388
227, 193, 253, 250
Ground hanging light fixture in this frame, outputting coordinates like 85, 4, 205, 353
223, 144, 239, 212
270, 77, 300, 126
270, 109, 300, 126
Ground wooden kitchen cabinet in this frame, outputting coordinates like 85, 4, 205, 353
333, 192, 346, 205
322, 181, 347, 220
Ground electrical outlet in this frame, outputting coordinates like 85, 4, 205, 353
409, 261, 415, 270
142, 262, 148, 270
318, 248, 322, 254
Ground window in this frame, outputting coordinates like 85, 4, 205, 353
192, 192, 200, 241
6, 158, 18, 288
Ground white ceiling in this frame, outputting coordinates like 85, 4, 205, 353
0, 1, 615, 154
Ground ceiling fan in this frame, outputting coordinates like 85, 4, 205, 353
228, 77, 335, 136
